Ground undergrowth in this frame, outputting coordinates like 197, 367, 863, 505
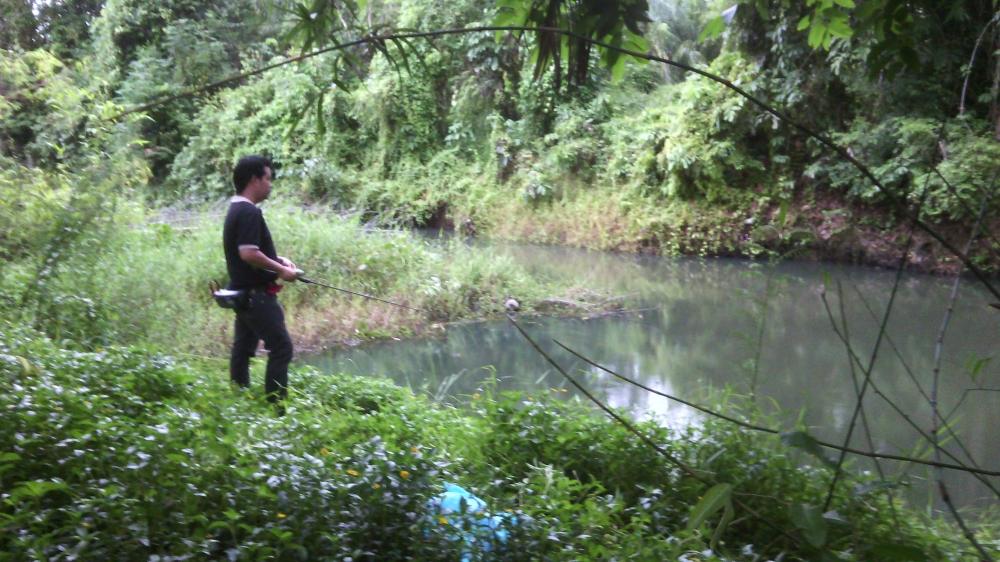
1, 324, 993, 561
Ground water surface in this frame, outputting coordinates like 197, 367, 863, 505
305, 243, 1000, 510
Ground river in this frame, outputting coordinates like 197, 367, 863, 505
304, 242, 1000, 511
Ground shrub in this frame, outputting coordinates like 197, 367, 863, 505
0, 326, 990, 561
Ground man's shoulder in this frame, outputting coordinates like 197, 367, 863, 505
226, 201, 261, 219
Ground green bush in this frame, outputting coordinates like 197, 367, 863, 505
0, 328, 459, 560
810, 117, 1000, 222
601, 52, 768, 204
1, 327, 987, 561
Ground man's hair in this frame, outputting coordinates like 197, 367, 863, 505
232, 156, 272, 194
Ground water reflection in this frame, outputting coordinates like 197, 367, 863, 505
304, 244, 1000, 510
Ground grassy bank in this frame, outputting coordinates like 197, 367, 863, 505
473, 187, 999, 275
2, 196, 617, 355
2, 325, 993, 561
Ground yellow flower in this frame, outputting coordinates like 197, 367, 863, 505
472, 393, 481, 400
320, 447, 330, 456
438, 516, 449, 525
372, 483, 382, 490
410, 446, 419, 453
399, 470, 411, 480
277, 513, 287, 519
347, 469, 359, 477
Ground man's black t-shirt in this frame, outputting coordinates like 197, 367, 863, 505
223, 200, 279, 289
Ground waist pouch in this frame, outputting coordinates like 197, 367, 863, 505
213, 289, 250, 311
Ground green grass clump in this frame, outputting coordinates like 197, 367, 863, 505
2, 325, 992, 561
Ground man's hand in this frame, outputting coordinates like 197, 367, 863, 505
275, 266, 298, 282
276, 256, 299, 282
239, 248, 300, 282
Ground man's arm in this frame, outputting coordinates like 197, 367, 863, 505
239, 247, 299, 281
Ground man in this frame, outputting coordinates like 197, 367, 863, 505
223, 155, 299, 407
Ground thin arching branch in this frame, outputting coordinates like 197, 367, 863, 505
506, 314, 805, 549
823, 202, 918, 511
930, 196, 995, 562
820, 292, 1000, 497
835, 280, 900, 529
551, 339, 1000, 477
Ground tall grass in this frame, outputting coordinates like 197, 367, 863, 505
2, 199, 556, 354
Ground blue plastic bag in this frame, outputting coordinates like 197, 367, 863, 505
427, 483, 517, 560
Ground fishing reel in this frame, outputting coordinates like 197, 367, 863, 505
209, 280, 249, 310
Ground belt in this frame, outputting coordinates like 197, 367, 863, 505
248, 283, 283, 295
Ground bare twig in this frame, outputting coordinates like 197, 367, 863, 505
930, 197, 994, 561
507, 317, 699, 476
852, 285, 984, 470
506, 314, 805, 550
927, 167, 1000, 261
959, 12, 1000, 116
820, 294, 1000, 496
835, 281, 900, 529
823, 213, 917, 511
748, 268, 773, 403
551, 339, 1000, 477
942, 388, 1000, 425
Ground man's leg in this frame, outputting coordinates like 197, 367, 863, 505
230, 312, 258, 387
245, 293, 293, 403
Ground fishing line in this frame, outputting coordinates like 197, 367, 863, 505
294, 272, 425, 313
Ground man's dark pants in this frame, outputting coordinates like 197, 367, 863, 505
230, 291, 293, 402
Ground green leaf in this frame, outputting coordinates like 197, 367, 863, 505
623, 32, 648, 54
790, 503, 827, 547
8, 480, 68, 503
866, 543, 928, 561
808, 23, 826, 48
709, 500, 734, 549
699, 16, 726, 42
494, 9, 524, 28
610, 56, 627, 83
833, 0, 856, 7
781, 430, 836, 469
827, 17, 854, 38
686, 483, 733, 531
15, 356, 35, 375
777, 200, 789, 226
965, 356, 991, 382
388, 38, 412, 74
797, 16, 812, 31
315, 91, 326, 137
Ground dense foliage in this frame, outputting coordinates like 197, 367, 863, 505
1, 0, 998, 558
3, 1, 998, 269
2, 325, 992, 560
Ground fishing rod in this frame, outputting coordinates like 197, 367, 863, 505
291, 270, 425, 313
214, 267, 424, 313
